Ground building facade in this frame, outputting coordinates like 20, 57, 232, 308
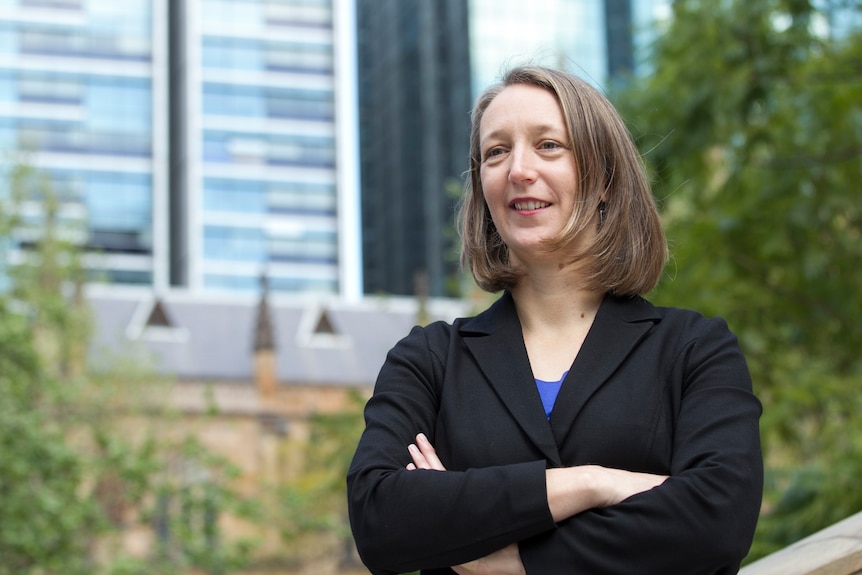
0, 0, 158, 285
356, 0, 471, 298
0, 0, 360, 298
173, 0, 359, 296
469, 0, 672, 96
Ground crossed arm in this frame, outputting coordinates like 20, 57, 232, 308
406, 432, 668, 575
349, 317, 763, 574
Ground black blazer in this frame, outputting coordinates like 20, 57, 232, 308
347, 292, 763, 575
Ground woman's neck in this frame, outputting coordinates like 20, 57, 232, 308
511, 269, 605, 333
511, 270, 605, 381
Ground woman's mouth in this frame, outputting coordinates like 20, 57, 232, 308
512, 201, 550, 211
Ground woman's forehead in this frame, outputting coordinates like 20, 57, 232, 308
479, 84, 566, 137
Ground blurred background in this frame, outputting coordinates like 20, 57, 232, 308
0, 0, 860, 573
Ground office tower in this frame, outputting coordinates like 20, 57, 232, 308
356, 0, 670, 298
356, 0, 471, 298
0, 0, 158, 286
0, 0, 360, 298
174, 0, 359, 297
469, 0, 671, 96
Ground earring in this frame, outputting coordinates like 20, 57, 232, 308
598, 202, 607, 226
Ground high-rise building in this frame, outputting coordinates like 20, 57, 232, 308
0, 0, 158, 286
356, 0, 471, 298
0, 0, 360, 298
356, 0, 670, 298
173, 0, 359, 297
469, 0, 672, 97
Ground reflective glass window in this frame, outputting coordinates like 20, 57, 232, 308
4, 167, 153, 253
203, 178, 335, 215
204, 225, 266, 262
202, 37, 332, 74
268, 231, 336, 263
0, 71, 151, 155
86, 76, 151, 133
203, 178, 267, 213
202, 130, 334, 167
0, 23, 16, 54
267, 182, 335, 215
201, 0, 331, 29
1, 118, 150, 156
200, 0, 264, 28
3, 0, 150, 61
202, 83, 333, 120
203, 273, 337, 294
203, 84, 266, 117
203, 273, 259, 292
21, 0, 83, 9
90, 269, 152, 285
264, 0, 332, 28
18, 73, 84, 104
202, 37, 263, 71
82, 172, 151, 231
18, 25, 149, 61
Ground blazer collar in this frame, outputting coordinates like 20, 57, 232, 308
460, 291, 661, 465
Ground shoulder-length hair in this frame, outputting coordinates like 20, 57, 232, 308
459, 65, 667, 296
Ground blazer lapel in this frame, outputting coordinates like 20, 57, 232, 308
549, 295, 661, 444
460, 292, 562, 465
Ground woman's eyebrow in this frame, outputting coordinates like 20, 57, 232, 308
480, 124, 565, 145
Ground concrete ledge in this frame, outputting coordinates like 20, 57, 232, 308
739, 511, 862, 575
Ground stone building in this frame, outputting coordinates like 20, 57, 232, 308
85, 282, 470, 572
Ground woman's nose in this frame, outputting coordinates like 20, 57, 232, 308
508, 147, 537, 183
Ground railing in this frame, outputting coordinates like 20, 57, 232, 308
739, 511, 862, 575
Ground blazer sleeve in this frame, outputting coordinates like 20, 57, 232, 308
346, 323, 557, 575
519, 315, 764, 575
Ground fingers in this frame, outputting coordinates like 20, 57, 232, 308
416, 433, 446, 470
406, 433, 447, 471
602, 467, 669, 506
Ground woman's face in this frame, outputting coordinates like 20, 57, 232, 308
478, 84, 579, 266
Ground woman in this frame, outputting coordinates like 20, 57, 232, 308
347, 66, 763, 575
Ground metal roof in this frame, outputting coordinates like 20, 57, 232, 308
85, 286, 471, 387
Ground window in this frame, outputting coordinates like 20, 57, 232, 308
202, 130, 334, 167
203, 226, 266, 262
203, 83, 334, 120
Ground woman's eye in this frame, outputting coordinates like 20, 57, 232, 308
540, 141, 562, 150
484, 147, 505, 160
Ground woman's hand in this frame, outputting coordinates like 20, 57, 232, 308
404, 433, 667, 572
406, 432, 668, 526
451, 544, 526, 575
406, 434, 526, 575
406, 433, 445, 471
545, 465, 668, 523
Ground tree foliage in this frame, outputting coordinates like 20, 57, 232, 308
614, 0, 862, 561
0, 162, 259, 574
277, 390, 367, 571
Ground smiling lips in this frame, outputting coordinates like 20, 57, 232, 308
512, 200, 551, 211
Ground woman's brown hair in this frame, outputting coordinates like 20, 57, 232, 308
459, 65, 667, 296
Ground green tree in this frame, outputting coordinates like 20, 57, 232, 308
0, 161, 259, 573
0, 161, 97, 574
614, 0, 862, 561
277, 391, 367, 572
0, 299, 96, 574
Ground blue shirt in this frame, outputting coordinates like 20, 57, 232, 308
536, 371, 568, 419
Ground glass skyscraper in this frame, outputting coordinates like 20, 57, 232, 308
469, 0, 673, 97
186, 0, 358, 296
0, 0, 157, 285
356, 0, 471, 298
0, 0, 360, 298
